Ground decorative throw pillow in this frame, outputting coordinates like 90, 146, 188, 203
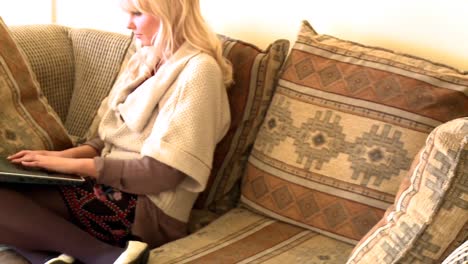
347, 117, 468, 264
195, 37, 290, 210
0, 17, 72, 157
241, 20, 468, 244
9, 24, 74, 122
10, 26, 132, 140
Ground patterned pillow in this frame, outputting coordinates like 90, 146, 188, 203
0, 17, 72, 157
9, 24, 74, 122
10, 26, 132, 140
347, 117, 468, 263
194, 37, 290, 211
241, 20, 468, 244
442, 240, 468, 264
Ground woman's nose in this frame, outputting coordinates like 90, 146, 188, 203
127, 20, 135, 30
126, 16, 136, 30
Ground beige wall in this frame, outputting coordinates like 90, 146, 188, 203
199, 0, 468, 71
1, 0, 467, 70
0, 0, 51, 25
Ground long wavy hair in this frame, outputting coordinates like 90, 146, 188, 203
119, 0, 233, 86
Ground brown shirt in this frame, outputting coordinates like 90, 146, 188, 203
85, 138, 188, 248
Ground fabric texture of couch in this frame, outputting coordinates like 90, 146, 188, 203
2, 17, 467, 264
0, 17, 72, 157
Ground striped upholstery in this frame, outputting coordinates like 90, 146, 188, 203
151, 208, 354, 263
10, 25, 132, 139
195, 37, 290, 211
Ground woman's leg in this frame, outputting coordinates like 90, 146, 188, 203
0, 184, 124, 264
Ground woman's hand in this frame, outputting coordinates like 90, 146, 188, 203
7, 150, 63, 160
8, 144, 100, 160
7, 150, 98, 178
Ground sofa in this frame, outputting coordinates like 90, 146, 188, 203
1, 16, 467, 263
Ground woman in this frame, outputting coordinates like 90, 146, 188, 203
1, 0, 232, 263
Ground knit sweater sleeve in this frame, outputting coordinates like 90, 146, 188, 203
141, 54, 230, 193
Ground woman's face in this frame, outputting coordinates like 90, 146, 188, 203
126, 11, 160, 46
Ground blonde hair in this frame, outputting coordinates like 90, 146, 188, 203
120, 0, 233, 86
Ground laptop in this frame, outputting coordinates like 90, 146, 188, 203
0, 158, 85, 185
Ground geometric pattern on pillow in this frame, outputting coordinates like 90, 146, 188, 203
151, 208, 354, 263
347, 117, 468, 264
0, 17, 72, 156
194, 37, 290, 211
241, 20, 468, 244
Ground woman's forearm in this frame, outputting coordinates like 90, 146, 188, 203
60, 144, 100, 159
74, 158, 98, 178
58, 139, 102, 177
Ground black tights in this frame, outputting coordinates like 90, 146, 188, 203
0, 184, 124, 264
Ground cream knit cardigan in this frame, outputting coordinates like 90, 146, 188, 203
96, 42, 230, 222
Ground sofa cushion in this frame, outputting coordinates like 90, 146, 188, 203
347, 117, 468, 264
194, 37, 290, 211
65, 29, 132, 138
10, 24, 74, 122
0, 17, 72, 157
241, 20, 468, 244
151, 208, 353, 263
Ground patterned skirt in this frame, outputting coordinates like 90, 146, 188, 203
59, 180, 137, 247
